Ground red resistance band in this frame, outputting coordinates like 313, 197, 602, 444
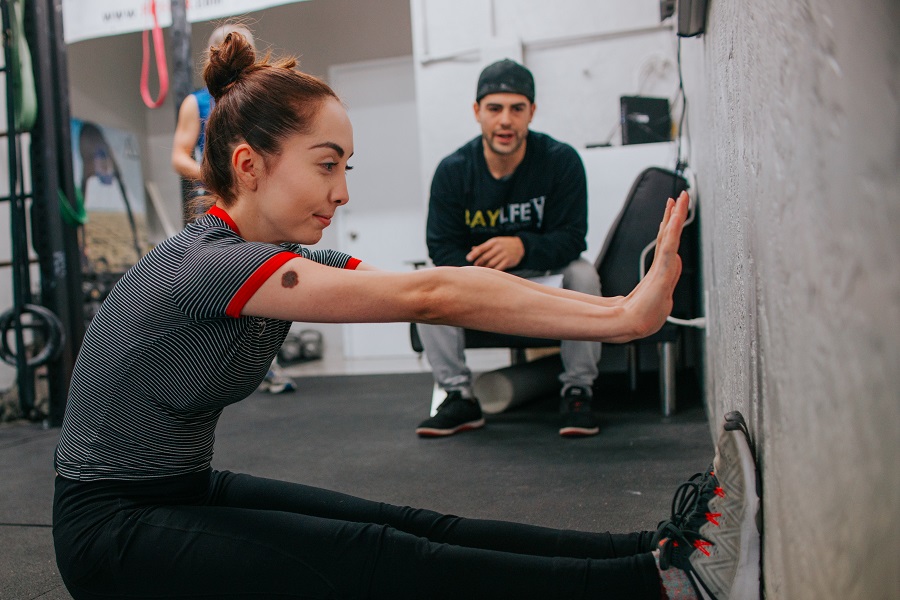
140, 0, 169, 108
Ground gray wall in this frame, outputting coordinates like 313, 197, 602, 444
681, 0, 900, 597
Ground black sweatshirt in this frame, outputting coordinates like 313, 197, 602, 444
426, 130, 588, 271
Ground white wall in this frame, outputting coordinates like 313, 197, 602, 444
411, 0, 680, 201
5, 0, 415, 374
408, 0, 686, 375
63, 0, 415, 246
329, 57, 428, 360
45, 0, 682, 370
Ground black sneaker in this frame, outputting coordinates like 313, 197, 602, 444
415, 391, 485, 437
655, 412, 761, 599
652, 464, 717, 554
559, 386, 599, 437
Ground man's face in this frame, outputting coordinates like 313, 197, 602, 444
474, 93, 536, 159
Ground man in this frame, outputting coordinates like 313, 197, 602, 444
416, 59, 602, 439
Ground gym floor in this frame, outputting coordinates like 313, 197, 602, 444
1, 368, 713, 599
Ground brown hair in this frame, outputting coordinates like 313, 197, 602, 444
194, 30, 339, 212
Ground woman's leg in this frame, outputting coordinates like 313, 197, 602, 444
55, 472, 661, 599
202, 471, 661, 599
209, 470, 656, 560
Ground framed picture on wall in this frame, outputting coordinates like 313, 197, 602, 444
70, 118, 147, 275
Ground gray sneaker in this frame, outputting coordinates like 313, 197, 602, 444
259, 362, 296, 394
416, 391, 485, 437
655, 411, 761, 600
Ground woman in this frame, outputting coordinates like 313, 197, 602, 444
53, 31, 758, 600
171, 23, 295, 394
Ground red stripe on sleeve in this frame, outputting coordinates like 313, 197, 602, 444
225, 252, 296, 318
345, 257, 362, 270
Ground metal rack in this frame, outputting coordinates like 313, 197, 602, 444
1, 0, 83, 425
1, 0, 38, 417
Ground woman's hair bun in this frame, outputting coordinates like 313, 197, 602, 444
204, 30, 256, 101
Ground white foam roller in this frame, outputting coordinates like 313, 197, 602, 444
474, 354, 563, 414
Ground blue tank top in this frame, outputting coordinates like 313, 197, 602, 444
192, 88, 214, 157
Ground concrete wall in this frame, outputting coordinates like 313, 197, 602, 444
680, 0, 900, 597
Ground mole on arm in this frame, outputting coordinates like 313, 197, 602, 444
281, 271, 299, 288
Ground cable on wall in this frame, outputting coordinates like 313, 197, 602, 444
673, 37, 689, 177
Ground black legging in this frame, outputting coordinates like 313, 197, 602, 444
53, 470, 662, 599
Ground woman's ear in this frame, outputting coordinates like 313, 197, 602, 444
232, 143, 260, 192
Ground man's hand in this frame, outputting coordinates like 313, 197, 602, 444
466, 236, 525, 270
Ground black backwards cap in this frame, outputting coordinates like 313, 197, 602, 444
475, 59, 535, 103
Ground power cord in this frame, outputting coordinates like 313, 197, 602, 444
639, 220, 707, 329
650, 36, 705, 329
674, 36, 690, 176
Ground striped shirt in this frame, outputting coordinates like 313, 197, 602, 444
55, 207, 360, 481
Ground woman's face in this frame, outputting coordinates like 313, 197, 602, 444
255, 98, 354, 245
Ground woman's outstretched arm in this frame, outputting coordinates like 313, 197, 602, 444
242, 192, 689, 345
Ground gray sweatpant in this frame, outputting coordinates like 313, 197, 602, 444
418, 257, 602, 399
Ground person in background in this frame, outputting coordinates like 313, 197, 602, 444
171, 24, 255, 187
416, 59, 603, 438
53, 31, 761, 600
172, 23, 295, 394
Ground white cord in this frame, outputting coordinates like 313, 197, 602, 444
665, 315, 707, 328
638, 186, 705, 329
